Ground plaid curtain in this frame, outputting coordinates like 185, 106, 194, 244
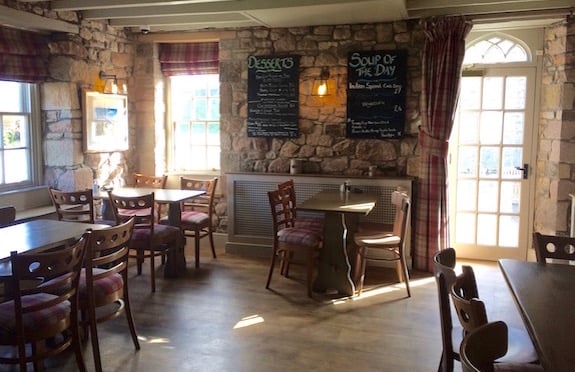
413, 17, 472, 272
0, 27, 48, 83
159, 42, 219, 76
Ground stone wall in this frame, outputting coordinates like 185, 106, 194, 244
536, 18, 575, 235
15, 1, 138, 191
219, 22, 423, 179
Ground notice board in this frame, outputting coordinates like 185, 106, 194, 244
346, 50, 407, 139
247, 55, 299, 138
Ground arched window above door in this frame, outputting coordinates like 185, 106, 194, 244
464, 34, 530, 64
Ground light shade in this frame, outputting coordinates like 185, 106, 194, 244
311, 67, 331, 97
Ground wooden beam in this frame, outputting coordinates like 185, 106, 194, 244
136, 30, 236, 42
0, 5, 78, 33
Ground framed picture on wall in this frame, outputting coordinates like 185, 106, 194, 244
82, 90, 129, 152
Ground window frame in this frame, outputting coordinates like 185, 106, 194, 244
165, 74, 221, 174
0, 82, 42, 192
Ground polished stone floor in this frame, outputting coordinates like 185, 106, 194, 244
4, 242, 528, 372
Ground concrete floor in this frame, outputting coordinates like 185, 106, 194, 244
2, 242, 528, 372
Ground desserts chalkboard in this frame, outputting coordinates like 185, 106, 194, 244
346, 50, 407, 139
247, 55, 299, 138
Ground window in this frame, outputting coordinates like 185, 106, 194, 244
169, 74, 220, 171
464, 35, 530, 65
0, 81, 40, 190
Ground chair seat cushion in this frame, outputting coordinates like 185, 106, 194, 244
354, 232, 400, 246
294, 216, 324, 234
79, 268, 123, 303
0, 293, 70, 335
131, 224, 180, 241
180, 210, 209, 225
278, 227, 321, 248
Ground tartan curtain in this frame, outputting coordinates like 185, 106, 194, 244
159, 42, 219, 76
0, 27, 48, 83
413, 17, 472, 272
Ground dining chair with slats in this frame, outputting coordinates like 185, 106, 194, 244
532, 232, 575, 264
0, 233, 89, 371
108, 191, 182, 292
160, 176, 218, 268
79, 218, 140, 372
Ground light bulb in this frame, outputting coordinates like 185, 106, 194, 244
317, 81, 327, 96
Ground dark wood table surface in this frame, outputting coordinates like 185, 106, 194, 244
0, 219, 109, 261
499, 259, 575, 372
299, 189, 376, 297
96, 187, 206, 276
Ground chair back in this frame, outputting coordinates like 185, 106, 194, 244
133, 173, 167, 189
460, 321, 508, 372
8, 232, 89, 356
533, 232, 575, 263
390, 190, 410, 239
180, 176, 218, 215
277, 179, 298, 217
0, 205, 15, 227
108, 191, 156, 238
451, 266, 488, 335
433, 248, 459, 371
267, 188, 296, 237
85, 217, 135, 283
49, 188, 95, 223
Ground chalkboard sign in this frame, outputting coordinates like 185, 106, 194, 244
346, 50, 407, 139
247, 55, 299, 138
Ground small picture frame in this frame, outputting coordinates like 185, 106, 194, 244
83, 90, 129, 153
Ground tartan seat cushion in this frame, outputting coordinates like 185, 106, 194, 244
131, 224, 180, 241
78, 268, 123, 303
277, 227, 321, 247
180, 210, 209, 225
0, 293, 70, 336
294, 216, 324, 234
355, 232, 400, 246
118, 208, 152, 218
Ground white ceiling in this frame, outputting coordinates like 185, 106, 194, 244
13, 0, 575, 34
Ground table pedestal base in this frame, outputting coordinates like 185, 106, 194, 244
313, 212, 356, 297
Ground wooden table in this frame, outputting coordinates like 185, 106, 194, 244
499, 259, 575, 372
96, 187, 206, 276
0, 219, 109, 261
299, 189, 376, 296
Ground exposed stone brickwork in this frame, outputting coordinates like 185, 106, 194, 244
219, 22, 424, 178
536, 18, 575, 235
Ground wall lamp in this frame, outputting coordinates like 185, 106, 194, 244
98, 71, 126, 94
312, 67, 331, 97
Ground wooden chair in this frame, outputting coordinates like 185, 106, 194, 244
277, 179, 324, 234
532, 232, 575, 264
451, 266, 538, 365
49, 188, 96, 223
133, 173, 168, 221
79, 218, 140, 372
433, 248, 470, 372
460, 321, 544, 372
266, 188, 322, 298
160, 177, 218, 269
0, 205, 16, 227
353, 190, 411, 296
0, 233, 89, 372
108, 191, 183, 292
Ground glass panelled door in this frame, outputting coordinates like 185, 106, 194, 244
449, 68, 535, 260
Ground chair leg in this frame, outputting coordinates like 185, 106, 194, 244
306, 248, 314, 298
356, 246, 367, 295
150, 249, 156, 293
195, 228, 201, 269
123, 281, 141, 350
137, 250, 143, 275
265, 246, 278, 290
398, 254, 411, 297
88, 303, 103, 372
208, 228, 217, 258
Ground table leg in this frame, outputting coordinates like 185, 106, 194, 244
164, 202, 186, 277
313, 212, 356, 296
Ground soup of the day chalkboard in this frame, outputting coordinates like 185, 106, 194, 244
247, 55, 299, 138
346, 50, 407, 139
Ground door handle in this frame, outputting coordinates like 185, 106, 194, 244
515, 164, 529, 179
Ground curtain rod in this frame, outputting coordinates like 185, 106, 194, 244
468, 7, 573, 23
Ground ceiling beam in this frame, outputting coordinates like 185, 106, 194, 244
55, 0, 369, 18
407, 0, 574, 10
0, 5, 78, 33
51, 0, 231, 11
408, 0, 573, 18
